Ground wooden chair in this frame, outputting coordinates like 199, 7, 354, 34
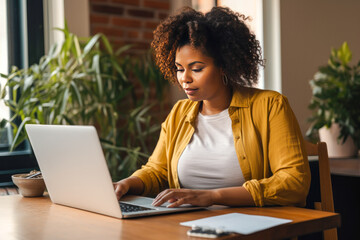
303, 141, 338, 240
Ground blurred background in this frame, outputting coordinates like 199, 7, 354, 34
1, 1, 360, 239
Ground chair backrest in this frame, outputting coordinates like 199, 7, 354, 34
304, 140, 338, 240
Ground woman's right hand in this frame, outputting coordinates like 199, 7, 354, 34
113, 176, 145, 200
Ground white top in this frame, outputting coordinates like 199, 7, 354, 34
177, 108, 245, 189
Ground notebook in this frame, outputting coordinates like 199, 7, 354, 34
25, 124, 203, 219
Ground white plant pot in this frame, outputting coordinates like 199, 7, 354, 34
319, 123, 358, 158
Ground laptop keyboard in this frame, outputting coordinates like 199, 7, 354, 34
119, 202, 154, 213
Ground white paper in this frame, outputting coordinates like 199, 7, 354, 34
180, 213, 292, 235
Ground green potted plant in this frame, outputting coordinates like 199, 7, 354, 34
0, 26, 168, 180
307, 42, 360, 157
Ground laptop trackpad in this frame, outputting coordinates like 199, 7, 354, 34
120, 195, 167, 207
120, 195, 194, 208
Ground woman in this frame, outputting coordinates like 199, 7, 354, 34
114, 6, 311, 208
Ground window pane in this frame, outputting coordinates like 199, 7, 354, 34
0, 0, 9, 121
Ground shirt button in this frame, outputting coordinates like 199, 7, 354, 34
235, 136, 240, 140
234, 119, 239, 123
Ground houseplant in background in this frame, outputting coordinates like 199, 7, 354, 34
307, 42, 360, 157
0, 26, 168, 180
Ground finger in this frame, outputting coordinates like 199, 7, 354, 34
114, 185, 121, 200
153, 190, 183, 206
167, 198, 186, 208
152, 189, 173, 205
153, 190, 174, 206
115, 184, 127, 200
153, 189, 172, 202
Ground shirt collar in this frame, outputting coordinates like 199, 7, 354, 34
230, 87, 250, 108
185, 101, 201, 123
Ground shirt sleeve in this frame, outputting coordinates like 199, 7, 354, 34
243, 94, 311, 207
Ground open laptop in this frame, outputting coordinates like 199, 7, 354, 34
25, 124, 203, 219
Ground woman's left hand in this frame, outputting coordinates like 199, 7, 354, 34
152, 189, 216, 208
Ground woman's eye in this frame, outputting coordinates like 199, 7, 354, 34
192, 68, 203, 72
176, 69, 184, 72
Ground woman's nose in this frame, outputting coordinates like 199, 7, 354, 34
178, 70, 192, 84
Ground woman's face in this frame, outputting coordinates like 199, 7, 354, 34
175, 45, 226, 103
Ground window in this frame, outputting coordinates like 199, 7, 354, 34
0, 0, 44, 186
0, 0, 10, 148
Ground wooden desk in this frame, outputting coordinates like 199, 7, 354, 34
0, 195, 340, 240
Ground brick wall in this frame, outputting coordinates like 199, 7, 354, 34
89, 0, 170, 54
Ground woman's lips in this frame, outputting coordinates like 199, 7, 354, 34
184, 88, 198, 95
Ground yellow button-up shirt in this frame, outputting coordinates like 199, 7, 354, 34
132, 87, 311, 207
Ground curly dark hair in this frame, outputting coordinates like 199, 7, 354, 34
151, 6, 265, 88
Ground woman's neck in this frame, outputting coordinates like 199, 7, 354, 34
200, 88, 232, 115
